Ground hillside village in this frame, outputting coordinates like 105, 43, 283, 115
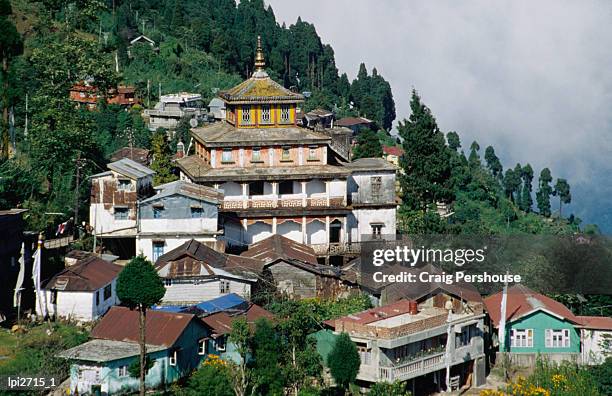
0, 1, 611, 396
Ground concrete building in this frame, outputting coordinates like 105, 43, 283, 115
136, 181, 222, 261
37, 256, 122, 322
144, 92, 206, 131
208, 97, 226, 120
321, 296, 486, 392
154, 239, 263, 305
579, 316, 612, 365
58, 307, 208, 394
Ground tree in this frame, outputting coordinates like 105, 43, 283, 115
536, 168, 553, 217
484, 146, 503, 178
0, 0, 23, 160
398, 90, 452, 211
228, 318, 252, 396
553, 178, 571, 217
150, 129, 178, 185
327, 332, 360, 393
352, 128, 382, 159
185, 358, 234, 396
468, 141, 481, 169
446, 131, 461, 151
520, 164, 534, 212
503, 167, 521, 202
116, 256, 165, 396
369, 381, 412, 396
252, 318, 284, 396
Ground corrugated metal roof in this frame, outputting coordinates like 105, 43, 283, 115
201, 303, 274, 335
153, 293, 248, 315
91, 306, 196, 347
241, 234, 318, 265
577, 315, 612, 330
343, 157, 398, 172
141, 180, 222, 204
107, 158, 155, 180
57, 339, 166, 363
484, 284, 579, 327
44, 256, 122, 292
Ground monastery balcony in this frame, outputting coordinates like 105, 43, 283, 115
310, 241, 361, 256
221, 194, 347, 211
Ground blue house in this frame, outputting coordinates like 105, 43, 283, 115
58, 306, 209, 395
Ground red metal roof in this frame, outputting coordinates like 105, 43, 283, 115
577, 315, 612, 330
335, 116, 374, 127
91, 306, 196, 347
201, 303, 274, 336
383, 145, 404, 157
484, 284, 579, 327
329, 299, 415, 327
44, 256, 122, 292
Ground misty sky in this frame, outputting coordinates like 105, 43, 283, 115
267, 0, 612, 231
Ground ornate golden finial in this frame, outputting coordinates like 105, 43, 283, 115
254, 35, 265, 72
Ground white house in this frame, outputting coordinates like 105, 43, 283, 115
37, 256, 122, 322
579, 316, 612, 365
144, 92, 206, 131
136, 180, 222, 262
154, 239, 263, 305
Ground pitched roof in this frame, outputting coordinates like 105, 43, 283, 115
141, 180, 222, 205
383, 145, 404, 157
218, 70, 303, 104
44, 256, 122, 292
335, 116, 374, 127
155, 239, 264, 279
343, 158, 398, 172
577, 316, 612, 330
110, 147, 150, 166
241, 234, 318, 265
91, 306, 196, 347
57, 339, 166, 363
107, 158, 155, 180
328, 300, 415, 326
201, 303, 274, 336
484, 284, 580, 327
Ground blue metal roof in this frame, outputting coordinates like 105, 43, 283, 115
152, 293, 247, 314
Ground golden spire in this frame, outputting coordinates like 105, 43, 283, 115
254, 35, 265, 72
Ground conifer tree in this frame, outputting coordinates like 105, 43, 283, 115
468, 141, 481, 169
484, 146, 503, 179
352, 128, 382, 159
398, 90, 452, 211
327, 333, 360, 393
150, 129, 178, 185
536, 168, 553, 217
553, 178, 571, 217
446, 131, 461, 151
503, 167, 521, 202
520, 164, 534, 212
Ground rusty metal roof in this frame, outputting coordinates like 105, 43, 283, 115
107, 158, 155, 180
201, 303, 274, 336
241, 234, 318, 265
142, 180, 222, 205
44, 256, 122, 292
91, 306, 196, 347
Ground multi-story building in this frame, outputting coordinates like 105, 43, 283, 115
323, 295, 486, 392
69, 84, 139, 110
144, 92, 206, 131
177, 37, 396, 260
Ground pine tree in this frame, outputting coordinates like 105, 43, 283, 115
520, 164, 534, 212
150, 129, 177, 185
398, 90, 452, 211
484, 146, 503, 178
503, 167, 521, 202
352, 128, 382, 159
446, 131, 461, 151
327, 333, 360, 392
553, 178, 571, 217
468, 141, 481, 169
536, 168, 553, 217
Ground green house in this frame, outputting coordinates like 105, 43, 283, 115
484, 285, 581, 358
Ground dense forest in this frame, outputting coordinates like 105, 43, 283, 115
0, 0, 395, 231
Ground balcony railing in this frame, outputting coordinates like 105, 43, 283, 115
221, 195, 346, 210
378, 352, 445, 382
311, 242, 361, 256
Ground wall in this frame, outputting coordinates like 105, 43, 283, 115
137, 235, 217, 263
161, 277, 251, 305
139, 195, 218, 233
349, 208, 396, 242
268, 261, 317, 299
348, 171, 396, 205
508, 311, 581, 354
581, 328, 611, 365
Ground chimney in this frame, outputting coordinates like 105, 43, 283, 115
408, 300, 418, 315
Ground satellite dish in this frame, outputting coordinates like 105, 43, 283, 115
189, 118, 198, 128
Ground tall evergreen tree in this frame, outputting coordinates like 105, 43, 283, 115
536, 168, 553, 217
446, 131, 461, 151
503, 167, 521, 202
468, 141, 481, 169
553, 178, 571, 217
327, 333, 360, 392
150, 129, 178, 185
398, 90, 452, 211
352, 128, 382, 159
484, 146, 503, 178
520, 164, 534, 212
251, 318, 284, 396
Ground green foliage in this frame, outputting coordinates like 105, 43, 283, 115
536, 168, 553, 217
554, 178, 571, 216
326, 333, 360, 390
252, 318, 284, 396
398, 90, 452, 211
368, 381, 412, 396
150, 129, 178, 186
516, 357, 601, 396
484, 145, 503, 178
128, 355, 154, 378
352, 128, 382, 160
116, 255, 165, 309
184, 361, 234, 396
588, 358, 612, 396
349, 64, 396, 129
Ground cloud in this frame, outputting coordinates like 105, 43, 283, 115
267, 0, 612, 230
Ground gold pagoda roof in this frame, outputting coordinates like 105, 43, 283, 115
218, 35, 303, 104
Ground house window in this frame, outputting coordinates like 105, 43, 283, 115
118, 179, 132, 191
114, 207, 129, 220
153, 241, 165, 262
279, 181, 294, 195
546, 329, 570, 348
371, 176, 382, 202
222, 149, 233, 163
248, 181, 264, 196
153, 206, 164, 219
103, 284, 112, 301
216, 336, 226, 351
198, 340, 207, 355
118, 365, 128, 377
371, 223, 383, 238
169, 350, 177, 366
511, 329, 533, 348
164, 278, 172, 287
281, 146, 291, 161
280, 105, 290, 123
241, 105, 252, 125
220, 280, 230, 294
308, 146, 318, 160
191, 207, 203, 218
261, 105, 271, 124
251, 147, 262, 162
